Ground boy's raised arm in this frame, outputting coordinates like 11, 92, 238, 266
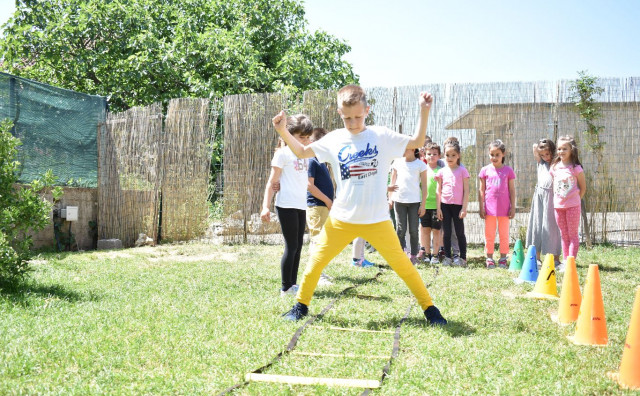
272, 111, 316, 159
407, 92, 433, 149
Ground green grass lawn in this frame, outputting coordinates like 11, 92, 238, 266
1, 242, 639, 395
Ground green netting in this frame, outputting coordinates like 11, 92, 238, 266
0, 72, 107, 186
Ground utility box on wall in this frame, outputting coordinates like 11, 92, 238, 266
65, 206, 78, 222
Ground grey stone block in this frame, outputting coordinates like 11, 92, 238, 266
97, 239, 123, 250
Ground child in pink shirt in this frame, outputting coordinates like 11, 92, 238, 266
435, 140, 469, 267
549, 135, 586, 259
478, 140, 516, 269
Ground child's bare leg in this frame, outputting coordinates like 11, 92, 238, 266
431, 229, 440, 254
421, 226, 431, 254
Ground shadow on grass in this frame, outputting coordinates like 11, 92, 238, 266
0, 280, 98, 306
317, 314, 476, 338
312, 288, 394, 302
465, 256, 489, 269
439, 320, 477, 337
592, 265, 624, 272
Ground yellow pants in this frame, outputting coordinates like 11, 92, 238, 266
297, 217, 434, 310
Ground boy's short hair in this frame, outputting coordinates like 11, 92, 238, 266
425, 142, 441, 155
337, 85, 367, 108
287, 114, 313, 136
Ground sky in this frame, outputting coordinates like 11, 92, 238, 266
304, 0, 640, 87
0, 0, 638, 88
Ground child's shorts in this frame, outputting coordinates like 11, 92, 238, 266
420, 209, 441, 230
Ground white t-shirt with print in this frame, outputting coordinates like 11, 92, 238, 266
391, 158, 428, 203
271, 146, 309, 210
310, 126, 410, 224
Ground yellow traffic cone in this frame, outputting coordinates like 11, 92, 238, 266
551, 256, 581, 324
607, 287, 640, 390
568, 264, 608, 346
525, 254, 559, 299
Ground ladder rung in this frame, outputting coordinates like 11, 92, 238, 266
245, 373, 380, 388
292, 351, 389, 359
309, 325, 394, 334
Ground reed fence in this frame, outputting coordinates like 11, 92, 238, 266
98, 99, 216, 247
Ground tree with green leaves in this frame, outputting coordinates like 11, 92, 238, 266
569, 71, 611, 246
0, 119, 63, 283
0, 0, 358, 112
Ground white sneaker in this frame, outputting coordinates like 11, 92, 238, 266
430, 256, 439, 265
536, 260, 543, 271
556, 262, 565, 273
318, 273, 333, 286
280, 284, 299, 297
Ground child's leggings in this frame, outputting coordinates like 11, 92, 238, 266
276, 206, 306, 291
441, 203, 467, 260
353, 237, 365, 260
484, 216, 510, 255
296, 217, 434, 310
554, 205, 581, 259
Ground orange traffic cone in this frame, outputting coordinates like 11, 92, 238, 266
525, 254, 559, 299
568, 264, 608, 346
551, 256, 581, 324
607, 287, 640, 390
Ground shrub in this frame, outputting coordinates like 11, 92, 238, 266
0, 119, 62, 283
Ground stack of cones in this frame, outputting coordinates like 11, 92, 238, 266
509, 240, 524, 272
607, 287, 640, 390
568, 264, 608, 346
514, 245, 538, 284
551, 256, 581, 324
525, 254, 559, 299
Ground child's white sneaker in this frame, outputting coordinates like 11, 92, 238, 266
280, 284, 298, 297
318, 273, 333, 286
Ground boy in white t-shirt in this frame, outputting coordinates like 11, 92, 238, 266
272, 85, 447, 326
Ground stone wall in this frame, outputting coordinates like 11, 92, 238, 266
32, 187, 98, 251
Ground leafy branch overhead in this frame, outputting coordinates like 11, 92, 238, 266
0, 0, 359, 112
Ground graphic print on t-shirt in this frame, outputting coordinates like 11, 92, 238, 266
554, 174, 574, 198
488, 175, 502, 188
293, 158, 308, 172
338, 143, 379, 180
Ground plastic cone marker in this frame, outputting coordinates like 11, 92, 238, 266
514, 245, 538, 284
607, 287, 640, 390
509, 240, 525, 272
568, 264, 608, 346
551, 256, 581, 324
525, 254, 559, 299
